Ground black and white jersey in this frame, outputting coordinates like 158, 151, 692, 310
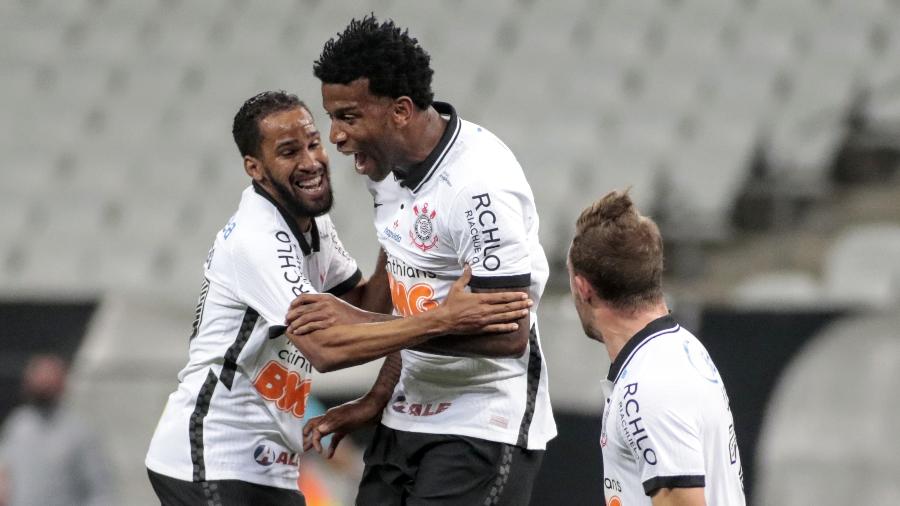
600, 315, 746, 505
366, 102, 556, 449
145, 183, 361, 490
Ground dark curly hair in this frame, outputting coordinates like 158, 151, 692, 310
232, 91, 307, 158
314, 15, 434, 109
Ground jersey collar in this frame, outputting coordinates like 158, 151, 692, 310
606, 314, 680, 383
394, 101, 461, 194
252, 182, 320, 256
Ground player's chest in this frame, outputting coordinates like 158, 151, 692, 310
373, 190, 455, 262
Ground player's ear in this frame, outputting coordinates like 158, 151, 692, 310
244, 155, 263, 181
391, 96, 415, 127
573, 274, 596, 305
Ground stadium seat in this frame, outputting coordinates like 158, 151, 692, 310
756, 314, 900, 505
823, 223, 900, 309
731, 270, 822, 308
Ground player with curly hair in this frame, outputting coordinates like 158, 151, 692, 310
289, 15, 557, 505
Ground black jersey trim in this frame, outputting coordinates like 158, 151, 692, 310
252, 182, 320, 255
395, 102, 461, 193
516, 324, 541, 448
326, 268, 363, 297
469, 273, 531, 290
607, 314, 680, 383
189, 369, 219, 482
219, 307, 259, 390
643, 474, 706, 495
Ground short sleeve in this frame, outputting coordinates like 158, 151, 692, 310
447, 181, 531, 289
615, 380, 707, 496
318, 216, 362, 297
228, 228, 318, 325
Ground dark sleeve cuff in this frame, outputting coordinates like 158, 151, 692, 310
643, 475, 705, 496
469, 273, 531, 289
326, 268, 363, 297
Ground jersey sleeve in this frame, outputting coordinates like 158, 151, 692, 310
447, 180, 532, 289
228, 227, 318, 326
615, 380, 707, 496
318, 216, 363, 297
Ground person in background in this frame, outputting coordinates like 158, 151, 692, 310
0, 354, 115, 506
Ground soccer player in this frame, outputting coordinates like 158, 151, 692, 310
567, 190, 746, 506
144, 91, 533, 505
291, 15, 556, 505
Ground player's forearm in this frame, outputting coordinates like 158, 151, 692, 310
363, 352, 402, 405
358, 249, 392, 313
292, 311, 448, 372
411, 312, 530, 358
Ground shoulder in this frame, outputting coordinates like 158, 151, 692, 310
617, 333, 710, 410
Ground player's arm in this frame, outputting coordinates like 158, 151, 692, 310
303, 352, 401, 457
650, 487, 706, 506
336, 248, 393, 314
286, 267, 531, 372
410, 283, 530, 357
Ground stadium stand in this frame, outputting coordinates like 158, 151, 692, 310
2, 0, 900, 504
756, 314, 900, 505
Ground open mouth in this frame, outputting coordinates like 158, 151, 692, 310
353, 152, 371, 175
293, 173, 325, 195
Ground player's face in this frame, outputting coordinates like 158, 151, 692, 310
321, 78, 404, 182
252, 107, 333, 218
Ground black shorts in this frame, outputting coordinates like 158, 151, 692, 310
356, 424, 544, 506
147, 469, 306, 506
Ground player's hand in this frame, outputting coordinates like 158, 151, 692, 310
302, 396, 384, 458
434, 265, 532, 335
286, 293, 370, 335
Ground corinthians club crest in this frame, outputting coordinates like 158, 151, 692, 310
409, 202, 438, 251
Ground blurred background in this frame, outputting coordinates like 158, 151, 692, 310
2, 0, 900, 504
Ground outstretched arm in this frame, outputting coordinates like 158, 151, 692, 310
286, 267, 531, 372
410, 285, 530, 358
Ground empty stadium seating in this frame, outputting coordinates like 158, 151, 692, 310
3, 0, 899, 298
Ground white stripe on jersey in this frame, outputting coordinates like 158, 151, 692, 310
146, 185, 360, 489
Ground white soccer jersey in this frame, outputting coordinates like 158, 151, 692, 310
145, 183, 361, 490
366, 102, 556, 449
600, 315, 746, 505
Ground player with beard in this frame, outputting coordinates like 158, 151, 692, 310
145, 91, 534, 505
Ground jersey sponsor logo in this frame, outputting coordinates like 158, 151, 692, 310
388, 273, 438, 317
604, 477, 622, 493
189, 277, 210, 340
253, 442, 300, 467
253, 443, 277, 466
274, 230, 313, 297
222, 217, 237, 239
607, 496, 623, 506
489, 414, 509, 429
390, 395, 452, 417
619, 382, 657, 465
385, 256, 437, 280
684, 340, 720, 383
383, 226, 402, 243
409, 202, 439, 251
253, 360, 312, 419
466, 193, 502, 271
